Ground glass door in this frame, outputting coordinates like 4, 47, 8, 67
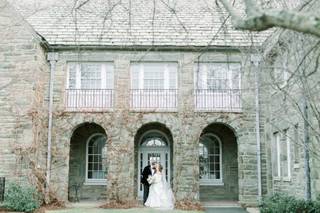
138, 150, 168, 197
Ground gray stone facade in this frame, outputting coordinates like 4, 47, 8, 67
262, 26, 320, 200
0, 0, 48, 185
46, 50, 260, 205
5, 0, 320, 208
261, 0, 320, 199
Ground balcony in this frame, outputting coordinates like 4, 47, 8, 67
194, 89, 241, 112
130, 89, 178, 111
65, 89, 113, 111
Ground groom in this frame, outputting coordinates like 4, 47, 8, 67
141, 161, 156, 204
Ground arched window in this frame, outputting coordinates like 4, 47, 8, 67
141, 137, 167, 147
199, 133, 223, 185
86, 133, 107, 184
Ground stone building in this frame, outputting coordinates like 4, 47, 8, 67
261, 0, 320, 200
0, 0, 319, 207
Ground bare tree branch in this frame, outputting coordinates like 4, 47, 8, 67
218, 0, 320, 37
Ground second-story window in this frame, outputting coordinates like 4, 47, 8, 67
130, 62, 178, 110
66, 63, 114, 111
194, 62, 241, 111
131, 63, 177, 90
68, 63, 114, 90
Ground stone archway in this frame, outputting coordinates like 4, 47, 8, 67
199, 122, 238, 201
133, 122, 173, 199
68, 122, 107, 201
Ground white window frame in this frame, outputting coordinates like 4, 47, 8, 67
194, 62, 241, 91
282, 129, 291, 181
67, 62, 114, 90
130, 62, 178, 90
85, 133, 107, 185
272, 132, 281, 179
272, 130, 291, 181
199, 133, 223, 186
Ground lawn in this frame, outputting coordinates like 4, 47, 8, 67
46, 208, 203, 213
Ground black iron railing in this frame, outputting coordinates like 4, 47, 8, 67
130, 89, 178, 110
194, 89, 241, 111
65, 89, 113, 111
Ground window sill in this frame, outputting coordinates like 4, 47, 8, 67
130, 108, 178, 113
200, 181, 224, 186
273, 177, 291, 182
65, 108, 114, 112
84, 180, 107, 186
282, 177, 291, 182
273, 177, 281, 181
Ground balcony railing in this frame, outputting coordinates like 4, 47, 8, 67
65, 89, 113, 111
194, 89, 241, 111
130, 89, 178, 111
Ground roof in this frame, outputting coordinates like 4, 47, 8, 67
15, 0, 271, 48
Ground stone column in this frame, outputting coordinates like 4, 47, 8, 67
106, 56, 135, 202
174, 53, 199, 201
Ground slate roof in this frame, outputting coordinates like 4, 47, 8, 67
19, 0, 270, 47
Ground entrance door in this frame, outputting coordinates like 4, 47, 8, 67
138, 148, 170, 198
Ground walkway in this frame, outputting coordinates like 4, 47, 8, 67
45, 201, 254, 213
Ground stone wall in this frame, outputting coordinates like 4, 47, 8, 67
0, 1, 265, 205
262, 1, 320, 199
45, 50, 262, 205
0, 0, 49, 189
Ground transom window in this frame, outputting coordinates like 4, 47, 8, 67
141, 137, 167, 147
194, 63, 241, 90
86, 133, 107, 184
199, 133, 223, 185
68, 63, 114, 89
131, 63, 177, 90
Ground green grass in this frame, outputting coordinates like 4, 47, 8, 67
47, 207, 203, 213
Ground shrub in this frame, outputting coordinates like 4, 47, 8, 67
259, 193, 320, 213
3, 182, 42, 212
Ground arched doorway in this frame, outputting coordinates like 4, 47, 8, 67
68, 122, 107, 201
199, 123, 238, 201
134, 123, 173, 198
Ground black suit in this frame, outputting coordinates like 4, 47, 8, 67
141, 165, 153, 204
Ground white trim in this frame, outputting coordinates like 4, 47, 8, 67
199, 133, 223, 184
164, 64, 169, 89
66, 63, 70, 89
276, 132, 281, 177
84, 180, 107, 185
101, 64, 107, 89
85, 133, 107, 184
139, 63, 144, 89
75, 64, 81, 89
285, 129, 291, 179
66, 62, 114, 90
199, 180, 224, 186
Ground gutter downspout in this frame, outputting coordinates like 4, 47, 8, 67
46, 52, 58, 204
251, 55, 262, 200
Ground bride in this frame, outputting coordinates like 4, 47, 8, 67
145, 163, 175, 209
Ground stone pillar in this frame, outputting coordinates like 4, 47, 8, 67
173, 53, 199, 201
106, 57, 135, 202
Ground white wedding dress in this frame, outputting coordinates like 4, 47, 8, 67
145, 173, 175, 209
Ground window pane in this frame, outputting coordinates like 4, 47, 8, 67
281, 130, 290, 177
88, 171, 92, 178
143, 65, 165, 89
87, 134, 107, 180
272, 132, 280, 177
68, 63, 77, 89
195, 63, 240, 91
81, 63, 101, 89
199, 134, 221, 181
